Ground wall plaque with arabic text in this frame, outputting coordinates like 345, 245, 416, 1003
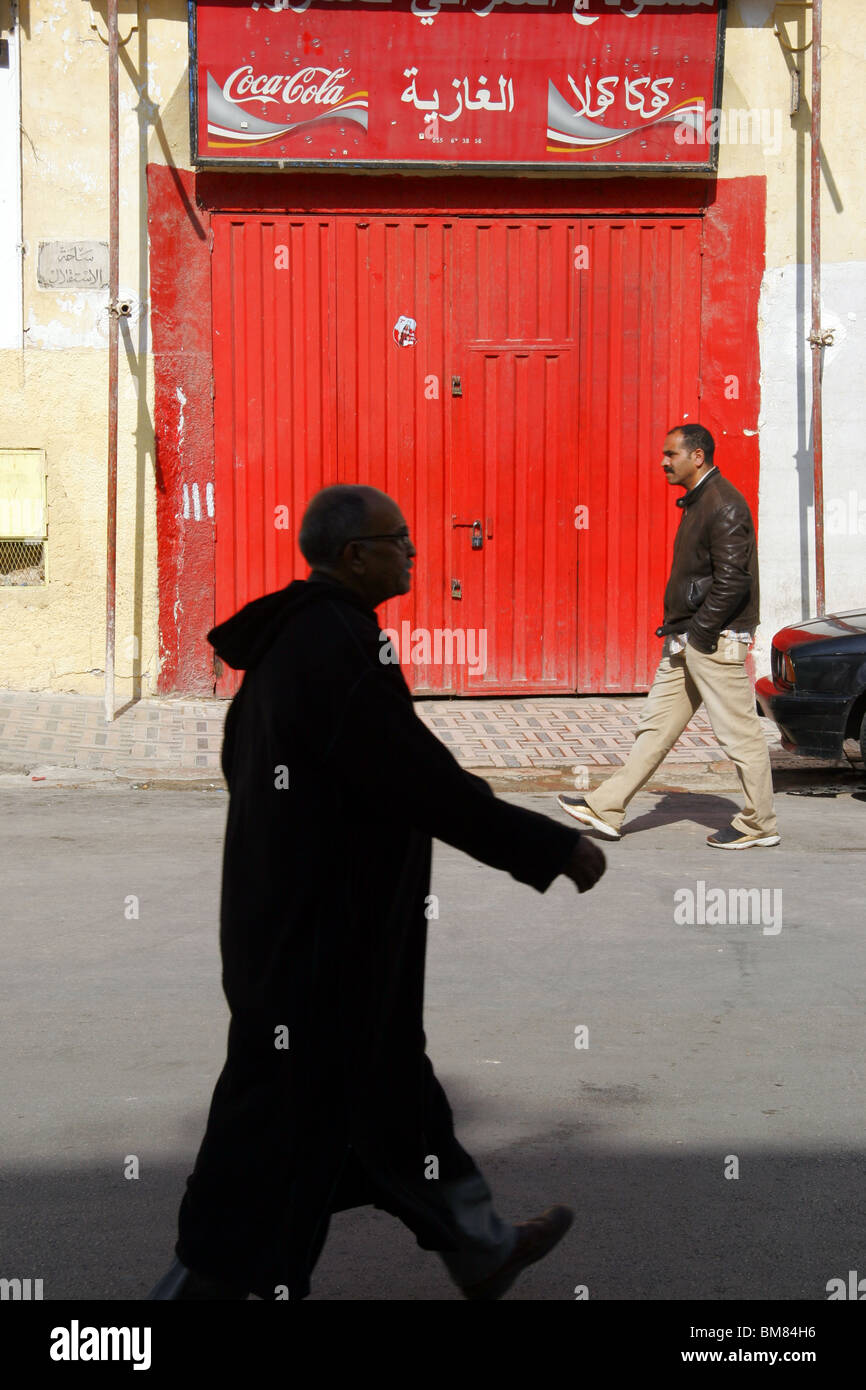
36, 241, 109, 290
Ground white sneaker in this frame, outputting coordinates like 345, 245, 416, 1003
557, 796, 622, 840
707, 825, 781, 849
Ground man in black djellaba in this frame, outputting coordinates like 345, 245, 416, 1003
149, 484, 605, 1302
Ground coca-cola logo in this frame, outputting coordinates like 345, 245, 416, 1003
222, 65, 351, 110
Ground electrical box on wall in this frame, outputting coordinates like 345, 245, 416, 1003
0, 449, 46, 541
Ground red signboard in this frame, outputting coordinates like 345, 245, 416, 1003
190, 0, 726, 172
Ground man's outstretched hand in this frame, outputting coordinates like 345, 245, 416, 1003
562, 837, 607, 894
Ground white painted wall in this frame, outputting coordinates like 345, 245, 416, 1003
754, 261, 866, 675
0, 3, 22, 351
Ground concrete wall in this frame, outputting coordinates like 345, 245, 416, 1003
1, 0, 863, 695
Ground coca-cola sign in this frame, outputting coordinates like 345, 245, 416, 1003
190, 0, 725, 171
221, 65, 355, 109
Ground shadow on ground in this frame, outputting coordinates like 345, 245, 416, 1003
3, 1092, 861, 1302
620, 793, 739, 836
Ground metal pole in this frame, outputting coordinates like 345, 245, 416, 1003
12, 0, 24, 360
105, 0, 119, 721
810, 0, 825, 616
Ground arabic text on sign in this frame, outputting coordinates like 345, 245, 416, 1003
401, 69, 515, 121
567, 72, 674, 120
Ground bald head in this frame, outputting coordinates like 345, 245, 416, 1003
298, 485, 386, 567
298, 484, 416, 608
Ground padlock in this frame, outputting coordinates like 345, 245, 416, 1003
471, 521, 483, 550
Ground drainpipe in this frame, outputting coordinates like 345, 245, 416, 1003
105, 0, 119, 721
808, 0, 830, 617
11, 0, 24, 359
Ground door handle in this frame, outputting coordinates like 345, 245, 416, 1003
451, 517, 483, 550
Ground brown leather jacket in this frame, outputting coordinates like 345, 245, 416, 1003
657, 467, 760, 654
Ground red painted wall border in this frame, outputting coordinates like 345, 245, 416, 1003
147, 168, 765, 694
698, 174, 766, 519
148, 164, 215, 694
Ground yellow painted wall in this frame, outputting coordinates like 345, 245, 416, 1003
0, 0, 188, 698
722, 1, 866, 269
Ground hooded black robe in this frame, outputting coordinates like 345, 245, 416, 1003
176, 576, 581, 1299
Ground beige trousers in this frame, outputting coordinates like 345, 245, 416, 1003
585, 639, 777, 836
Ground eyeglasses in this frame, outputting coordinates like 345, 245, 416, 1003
347, 529, 413, 550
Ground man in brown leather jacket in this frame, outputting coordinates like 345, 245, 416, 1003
559, 424, 779, 850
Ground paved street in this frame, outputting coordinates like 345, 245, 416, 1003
1, 782, 864, 1302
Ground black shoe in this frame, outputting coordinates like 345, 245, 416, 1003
147, 1256, 249, 1300
557, 796, 622, 840
707, 824, 781, 849
461, 1206, 574, 1301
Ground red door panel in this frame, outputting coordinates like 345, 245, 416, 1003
575, 218, 703, 691
448, 219, 580, 693
212, 216, 337, 696
334, 216, 456, 692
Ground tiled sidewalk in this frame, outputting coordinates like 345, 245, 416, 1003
0, 689, 780, 778
415, 699, 776, 768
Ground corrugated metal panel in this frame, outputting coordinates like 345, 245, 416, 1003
576, 218, 703, 692
212, 217, 336, 696
335, 217, 454, 692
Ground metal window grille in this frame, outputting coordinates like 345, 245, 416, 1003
0, 539, 45, 586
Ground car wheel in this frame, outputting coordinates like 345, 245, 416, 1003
861, 711, 866, 767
